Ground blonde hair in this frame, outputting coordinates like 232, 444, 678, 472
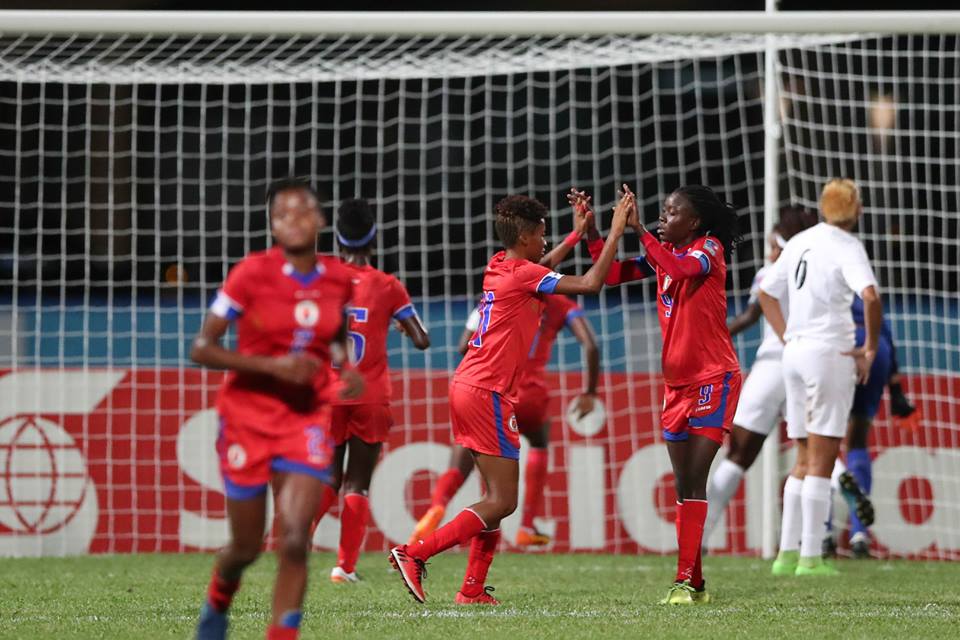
819, 178, 861, 225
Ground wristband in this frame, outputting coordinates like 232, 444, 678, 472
563, 230, 583, 248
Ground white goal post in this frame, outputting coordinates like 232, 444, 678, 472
0, 10, 957, 560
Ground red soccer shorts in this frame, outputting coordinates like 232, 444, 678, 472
661, 370, 742, 445
449, 379, 521, 460
330, 403, 394, 445
216, 409, 336, 500
515, 380, 550, 435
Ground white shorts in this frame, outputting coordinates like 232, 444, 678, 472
782, 338, 856, 439
732, 358, 785, 436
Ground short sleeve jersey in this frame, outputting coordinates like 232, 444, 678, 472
454, 252, 564, 403
752, 264, 788, 361
655, 236, 740, 386
760, 222, 878, 350
335, 262, 418, 406
210, 247, 353, 433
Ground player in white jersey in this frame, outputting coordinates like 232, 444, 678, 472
702, 208, 816, 547
759, 179, 882, 577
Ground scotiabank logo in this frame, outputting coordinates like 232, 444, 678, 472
0, 370, 123, 556
0, 369, 958, 559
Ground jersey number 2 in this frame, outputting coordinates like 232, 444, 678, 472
469, 291, 495, 348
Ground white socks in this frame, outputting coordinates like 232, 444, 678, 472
779, 475, 804, 553
800, 476, 832, 559
703, 459, 745, 546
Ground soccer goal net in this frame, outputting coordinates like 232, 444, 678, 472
0, 12, 956, 559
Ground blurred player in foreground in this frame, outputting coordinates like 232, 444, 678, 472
577, 185, 743, 605
323, 198, 429, 584
192, 178, 364, 640
389, 190, 632, 605
409, 291, 599, 549
760, 179, 881, 577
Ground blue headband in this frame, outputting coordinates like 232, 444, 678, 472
337, 224, 376, 248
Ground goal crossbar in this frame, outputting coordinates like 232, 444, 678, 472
2, 10, 960, 36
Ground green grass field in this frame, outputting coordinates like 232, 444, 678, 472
1, 552, 958, 639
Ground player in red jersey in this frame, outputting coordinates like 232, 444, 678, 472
408, 292, 599, 549
390, 190, 634, 605
192, 178, 364, 640
324, 198, 430, 584
575, 185, 742, 605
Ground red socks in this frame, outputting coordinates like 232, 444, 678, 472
676, 499, 708, 587
310, 483, 339, 535
266, 626, 298, 640
409, 508, 485, 561
431, 469, 466, 508
337, 493, 370, 573
521, 448, 549, 529
206, 570, 240, 613
461, 528, 501, 597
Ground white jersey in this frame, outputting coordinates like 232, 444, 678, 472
751, 265, 787, 361
760, 222, 877, 350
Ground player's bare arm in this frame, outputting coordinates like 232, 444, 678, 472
568, 314, 600, 418
190, 313, 319, 385
332, 318, 366, 400
757, 290, 787, 343
844, 285, 882, 385
727, 302, 763, 337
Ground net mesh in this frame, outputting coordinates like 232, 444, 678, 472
0, 30, 955, 558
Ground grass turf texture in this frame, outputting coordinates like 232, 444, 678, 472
1, 553, 957, 639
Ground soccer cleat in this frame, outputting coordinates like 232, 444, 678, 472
330, 566, 360, 584
771, 550, 799, 576
659, 580, 696, 605
454, 586, 500, 605
795, 556, 840, 576
515, 526, 551, 547
822, 535, 838, 559
389, 545, 428, 603
407, 505, 445, 547
691, 581, 711, 604
850, 532, 872, 559
195, 602, 227, 640
838, 471, 875, 527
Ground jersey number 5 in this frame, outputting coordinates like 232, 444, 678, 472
469, 291, 495, 348
346, 307, 368, 364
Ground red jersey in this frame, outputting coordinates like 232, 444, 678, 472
210, 247, 353, 433
523, 295, 583, 385
335, 262, 417, 406
454, 252, 564, 403
640, 233, 740, 386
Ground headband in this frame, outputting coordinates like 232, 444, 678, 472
337, 224, 377, 248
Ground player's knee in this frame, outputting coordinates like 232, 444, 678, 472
277, 526, 311, 565
227, 539, 262, 568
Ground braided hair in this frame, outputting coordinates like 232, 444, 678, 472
494, 195, 547, 248
671, 185, 741, 259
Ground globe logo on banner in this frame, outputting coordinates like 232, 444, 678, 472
0, 370, 124, 557
0, 415, 91, 535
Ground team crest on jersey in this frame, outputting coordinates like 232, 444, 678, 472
227, 444, 247, 469
294, 300, 320, 327
508, 414, 519, 433
703, 239, 718, 256
662, 275, 673, 292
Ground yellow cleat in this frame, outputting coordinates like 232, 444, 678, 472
515, 526, 551, 547
659, 580, 696, 605
407, 505, 445, 547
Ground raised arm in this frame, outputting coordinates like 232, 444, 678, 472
638, 231, 711, 281
551, 186, 634, 295
570, 187, 654, 286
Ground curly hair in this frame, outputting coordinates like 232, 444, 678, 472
494, 195, 547, 248
671, 185, 741, 259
